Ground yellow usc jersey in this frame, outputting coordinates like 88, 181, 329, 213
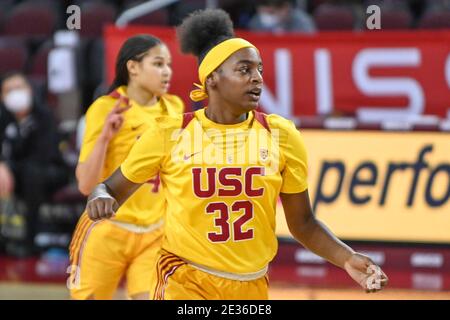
121, 108, 308, 274
78, 86, 184, 226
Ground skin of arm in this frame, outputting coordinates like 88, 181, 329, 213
77, 97, 130, 195
85, 101, 165, 221
86, 168, 141, 221
280, 190, 354, 268
280, 190, 388, 292
76, 135, 109, 196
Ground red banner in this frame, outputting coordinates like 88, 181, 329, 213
105, 26, 450, 122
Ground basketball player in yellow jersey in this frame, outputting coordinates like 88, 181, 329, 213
68, 35, 184, 300
85, 10, 388, 299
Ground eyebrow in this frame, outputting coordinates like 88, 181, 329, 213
236, 59, 263, 65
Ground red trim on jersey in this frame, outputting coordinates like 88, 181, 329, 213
108, 89, 130, 105
182, 112, 195, 129
109, 89, 121, 99
182, 110, 270, 132
253, 111, 271, 133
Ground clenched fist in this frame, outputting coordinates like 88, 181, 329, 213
86, 184, 119, 221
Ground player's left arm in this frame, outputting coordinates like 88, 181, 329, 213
278, 119, 388, 292
280, 190, 388, 292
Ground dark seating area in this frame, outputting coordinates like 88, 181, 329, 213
0, 0, 448, 257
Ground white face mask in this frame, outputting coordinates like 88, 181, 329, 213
3, 89, 32, 113
259, 12, 280, 28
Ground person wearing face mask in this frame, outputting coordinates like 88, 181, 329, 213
248, 0, 316, 34
0, 72, 69, 257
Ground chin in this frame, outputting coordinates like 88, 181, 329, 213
243, 102, 259, 112
155, 89, 167, 97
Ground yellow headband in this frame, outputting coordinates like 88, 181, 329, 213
190, 38, 258, 102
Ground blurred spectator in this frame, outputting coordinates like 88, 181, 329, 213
218, 0, 258, 29
424, 0, 450, 12
248, 0, 316, 33
363, 0, 409, 10
0, 72, 69, 257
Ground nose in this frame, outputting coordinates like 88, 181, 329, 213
251, 69, 263, 84
164, 64, 172, 78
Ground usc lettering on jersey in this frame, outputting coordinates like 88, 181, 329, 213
121, 108, 307, 274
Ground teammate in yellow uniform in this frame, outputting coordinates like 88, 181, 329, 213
68, 35, 184, 300
85, 10, 388, 299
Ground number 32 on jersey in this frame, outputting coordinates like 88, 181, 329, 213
192, 167, 265, 243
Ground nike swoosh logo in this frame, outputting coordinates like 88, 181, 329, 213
183, 151, 202, 160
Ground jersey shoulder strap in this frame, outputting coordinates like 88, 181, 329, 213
182, 110, 270, 131
253, 110, 271, 133
108, 89, 121, 99
182, 112, 195, 129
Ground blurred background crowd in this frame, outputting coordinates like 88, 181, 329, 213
0, 0, 449, 289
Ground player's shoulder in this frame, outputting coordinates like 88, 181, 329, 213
161, 94, 185, 113
161, 93, 183, 105
264, 113, 299, 138
264, 113, 295, 130
85, 94, 117, 117
139, 114, 184, 146
153, 113, 184, 130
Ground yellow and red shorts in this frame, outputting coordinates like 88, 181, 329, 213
151, 250, 269, 300
68, 213, 163, 300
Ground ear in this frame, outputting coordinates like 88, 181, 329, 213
205, 71, 219, 89
126, 60, 139, 78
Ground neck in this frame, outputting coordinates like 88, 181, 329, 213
126, 83, 157, 106
205, 97, 247, 125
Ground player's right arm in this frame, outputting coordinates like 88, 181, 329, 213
86, 170, 140, 221
86, 120, 166, 221
76, 96, 131, 195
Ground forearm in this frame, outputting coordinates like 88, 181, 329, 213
103, 168, 141, 206
86, 168, 140, 221
87, 168, 141, 219
290, 217, 355, 269
76, 135, 109, 195
88, 183, 114, 201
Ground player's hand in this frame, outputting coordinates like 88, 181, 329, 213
86, 184, 119, 221
344, 253, 388, 293
100, 96, 131, 142
0, 162, 14, 199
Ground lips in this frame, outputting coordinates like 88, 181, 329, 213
248, 87, 262, 95
246, 87, 262, 100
